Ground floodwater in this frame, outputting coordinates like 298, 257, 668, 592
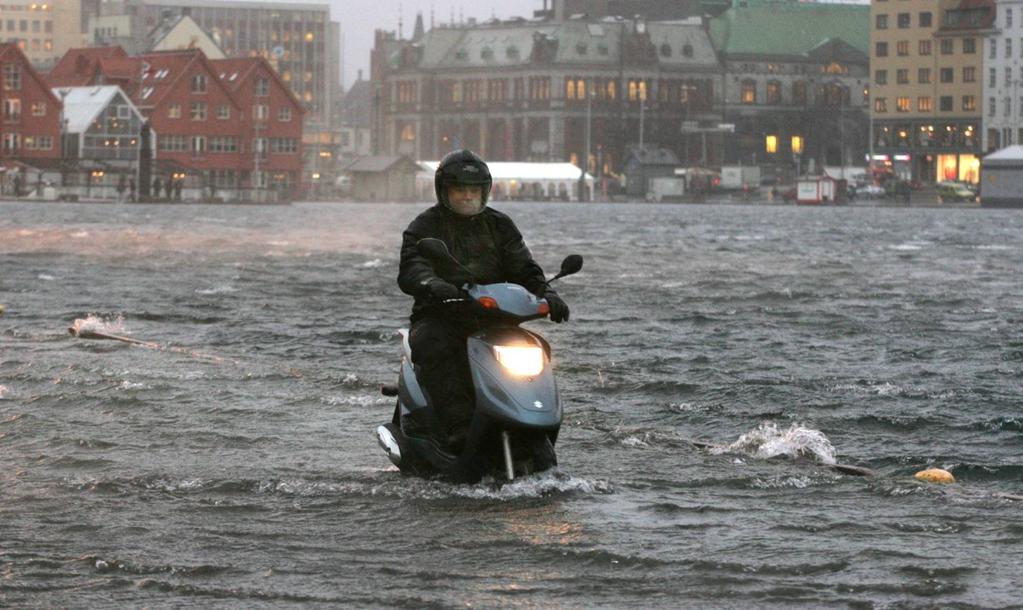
2, 200, 1021, 608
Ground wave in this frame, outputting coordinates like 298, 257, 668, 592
711, 422, 837, 465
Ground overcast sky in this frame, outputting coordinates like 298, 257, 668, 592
327, 0, 535, 87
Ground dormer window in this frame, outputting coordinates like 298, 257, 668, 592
576, 43, 588, 55
191, 74, 207, 94
683, 44, 693, 58
660, 43, 672, 57
481, 47, 494, 60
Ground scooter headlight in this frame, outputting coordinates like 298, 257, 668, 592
493, 345, 545, 377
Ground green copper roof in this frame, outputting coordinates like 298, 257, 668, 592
709, 0, 870, 57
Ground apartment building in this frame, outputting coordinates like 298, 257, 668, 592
870, 0, 994, 184
0, 1, 87, 68
983, 0, 1023, 150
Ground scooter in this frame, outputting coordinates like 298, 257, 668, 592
377, 238, 582, 483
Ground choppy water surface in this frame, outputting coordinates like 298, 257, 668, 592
2, 201, 1021, 608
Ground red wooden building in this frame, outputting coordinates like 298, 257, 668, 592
0, 43, 62, 170
210, 57, 305, 196
45, 46, 305, 201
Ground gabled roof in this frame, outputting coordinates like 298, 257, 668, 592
209, 56, 305, 114
709, 1, 869, 58
0, 43, 62, 107
341, 79, 372, 127
135, 49, 241, 110
148, 14, 226, 59
45, 46, 129, 87
50, 85, 144, 134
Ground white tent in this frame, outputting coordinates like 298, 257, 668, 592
417, 161, 594, 202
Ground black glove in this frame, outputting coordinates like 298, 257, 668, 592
425, 278, 464, 303
544, 292, 570, 323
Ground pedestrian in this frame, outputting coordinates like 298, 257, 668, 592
173, 178, 182, 201
164, 177, 173, 199
116, 175, 127, 203
129, 178, 136, 203
153, 177, 162, 199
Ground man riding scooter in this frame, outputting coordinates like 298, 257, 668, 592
397, 149, 570, 452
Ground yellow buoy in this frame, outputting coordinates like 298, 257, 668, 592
914, 468, 955, 484
0, 303, 5, 315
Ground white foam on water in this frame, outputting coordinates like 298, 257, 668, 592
320, 394, 390, 407
38, 273, 56, 281
70, 314, 128, 336
451, 470, 614, 500
195, 285, 238, 295
713, 422, 837, 465
0, 384, 8, 398
360, 258, 387, 268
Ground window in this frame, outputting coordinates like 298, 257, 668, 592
990, 68, 997, 87
191, 135, 206, 154
940, 96, 953, 112
988, 96, 996, 115
941, 38, 954, 54
31, 101, 44, 116
897, 13, 910, 28
216, 104, 230, 119
270, 137, 298, 154
897, 69, 909, 84
3, 133, 19, 153
3, 98, 20, 121
940, 67, 954, 83
896, 96, 911, 112
191, 74, 207, 93
253, 104, 269, 120
917, 97, 932, 112
919, 40, 932, 55
741, 79, 756, 104
1008, 7, 1014, 28
876, 42, 888, 57
920, 11, 932, 27
278, 107, 292, 121
255, 77, 269, 96
190, 101, 207, 121
167, 104, 181, 118
1007, 39, 1013, 58
919, 68, 931, 83
874, 97, 887, 112
208, 136, 238, 153
897, 40, 909, 56
157, 135, 187, 152
991, 38, 997, 59
875, 69, 888, 85
24, 135, 52, 150
963, 66, 975, 83
1007, 67, 1013, 86
876, 14, 888, 29
792, 81, 807, 104
963, 38, 975, 53
766, 80, 781, 104
3, 63, 21, 90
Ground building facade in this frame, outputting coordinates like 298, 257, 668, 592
870, 0, 993, 184
372, 1, 872, 186
710, 1, 870, 176
46, 46, 305, 200
0, 1, 87, 69
372, 16, 722, 185
0, 42, 61, 163
983, 0, 1023, 150
82, 0, 341, 191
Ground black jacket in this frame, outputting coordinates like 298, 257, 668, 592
398, 204, 552, 321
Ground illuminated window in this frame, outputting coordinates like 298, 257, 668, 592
896, 96, 910, 112
741, 79, 756, 104
765, 134, 777, 154
791, 135, 804, 154
917, 96, 932, 112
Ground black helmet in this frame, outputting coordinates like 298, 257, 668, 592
435, 149, 492, 211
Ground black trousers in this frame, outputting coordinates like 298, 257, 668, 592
408, 316, 481, 438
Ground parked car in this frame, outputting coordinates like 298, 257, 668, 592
936, 181, 977, 203
858, 184, 885, 198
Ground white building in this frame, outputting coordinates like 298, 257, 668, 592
984, 0, 1023, 151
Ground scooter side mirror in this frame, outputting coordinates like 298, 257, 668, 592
416, 238, 452, 263
552, 254, 583, 280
